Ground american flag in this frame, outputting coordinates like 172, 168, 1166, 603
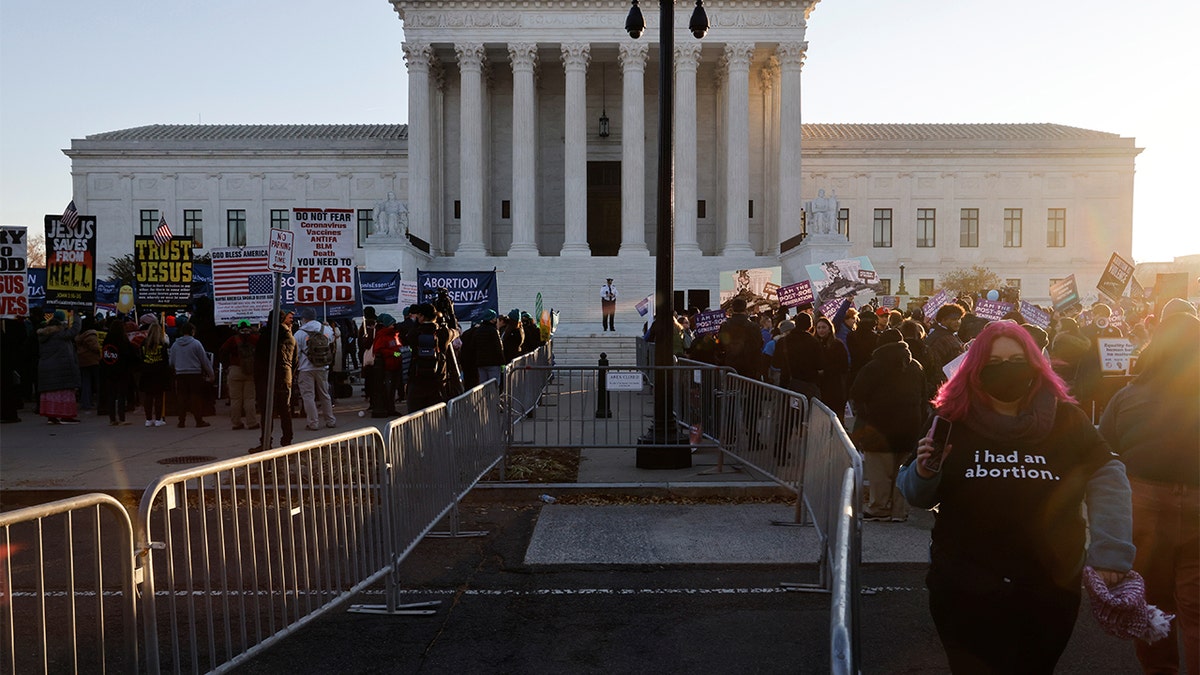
153, 216, 173, 247
213, 251, 274, 297
60, 200, 79, 230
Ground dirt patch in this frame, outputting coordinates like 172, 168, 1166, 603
485, 448, 580, 483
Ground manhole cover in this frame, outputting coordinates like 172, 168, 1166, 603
157, 455, 217, 465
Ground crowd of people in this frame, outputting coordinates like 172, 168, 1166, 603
666, 290, 1196, 673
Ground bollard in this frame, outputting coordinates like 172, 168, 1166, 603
594, 351, 613, 418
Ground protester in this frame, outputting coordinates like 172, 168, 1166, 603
717, 298, 764, 379
813, 316, 849, 424
501, 309, 525, 362
169, 322, 214, 428
468, 309, 505, 387
295, 307, 337, 431
252, 310, 296, 450
897, 321, 1134, 673
520, 312, 543, 354
774, 312, 821, 398
1099, 312, 1199, 674
370, 313, 403, 417
763, 319, 794, 386
139, 322, 171, 427
407, 303, 450, 412
74, 315, 101, 411
100, 319, 141, 426
845, 308, 878, 387
850, 329, 926, 522
36, 310, 82, 425
923, 303, 966, 394
217, 320, 259, 430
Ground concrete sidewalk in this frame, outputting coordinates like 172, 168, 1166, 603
0, 393, 934, 565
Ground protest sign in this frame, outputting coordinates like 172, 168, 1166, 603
211, 246, 273, 323
1019, 300, 1051, 330
416, 270, 498, 322
819, 297, 847, 319
0, 226, 28, 318
922, 289, 949, 319
360, 271, 401, 305
399, 280, 419, 307
878, 295, 898, 309
635, 295, 653, 317
776, 280, 814, 308
1097, 338, 1136, 375
693, 309, 726, 336
134, 236, 194, 309
805, 257, 882, 303
719, 267, 782, 306
973, 299, 1013, 322
1096, 252, 1134, 301
1049, 275, 1081, 312
44, 214, 97, 310
293, 208, 356, 305
26, 268, 45, 306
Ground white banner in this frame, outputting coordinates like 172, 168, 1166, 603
0, 226, 28, 319
293, 208, 356, 306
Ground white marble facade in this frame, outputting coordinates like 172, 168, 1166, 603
63, 0, 1141, 316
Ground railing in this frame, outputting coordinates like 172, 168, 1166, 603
718, 373, 810, 496
502, 343, 555, 422
829, 467, 861, 675
1, 493, 139, 674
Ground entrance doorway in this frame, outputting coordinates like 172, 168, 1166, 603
587, 161, 621, 256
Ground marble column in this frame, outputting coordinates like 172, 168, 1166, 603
721, 42, 755, 255
456, 42, 487, 255
776, 42, 806, 246
674, 43, 703, 257
508, 43, 539, 256
403, 42, 434, 245
560, 42, 591, 256
618, 42, 649, 256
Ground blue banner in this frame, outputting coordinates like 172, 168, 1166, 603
27, 268, 46, 305
360, 271, 401, 306
416, 269, 499, 322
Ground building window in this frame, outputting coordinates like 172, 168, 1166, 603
697, 200, 707, 219
877, 279, 892, 295
748, 200, 754, 219
183, 209, 204, 248
837, 208, 850, 238
960, 208, 979, 247
139, 209, 160, 236
453, 200, 461, 219
1005, 278, 1022, 289
919, 278, 935, 296
872, 208, 892, 247
1047, 208, 1066, 247
357, 209, 373, 248
1004, 208, 1023, 247
501, 200, 511, 220
916, 208, 936, 247
226, 209, 247, 247
270, 209, 290, 231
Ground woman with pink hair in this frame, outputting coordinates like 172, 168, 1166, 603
898, 320, 1135, 673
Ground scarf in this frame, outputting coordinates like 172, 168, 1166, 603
962, 385, 1058, 444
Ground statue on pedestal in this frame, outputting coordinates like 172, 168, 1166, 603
373, 191, 408, 237
804, 189, 839, 235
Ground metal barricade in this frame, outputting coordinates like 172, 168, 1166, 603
505, 363, 728, 450
829, 467, 862, 675
718, 374, 810, 497
1, 493, 139, 674
136, 428, 392, 674
502, 344, 554, 422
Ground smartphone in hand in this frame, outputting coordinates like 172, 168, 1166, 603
922, 415, 952, 473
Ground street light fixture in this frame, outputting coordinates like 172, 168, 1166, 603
625, 0, 708, 469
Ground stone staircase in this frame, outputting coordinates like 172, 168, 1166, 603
550, 333, 640, 366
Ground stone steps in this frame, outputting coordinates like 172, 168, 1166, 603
550, 334, 640, 366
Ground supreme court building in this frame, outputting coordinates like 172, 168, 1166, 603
64, 0, 1141, 326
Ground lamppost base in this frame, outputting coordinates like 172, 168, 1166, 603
635, 424, 692, 469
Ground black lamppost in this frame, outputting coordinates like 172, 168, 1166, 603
626, 0, 709, 469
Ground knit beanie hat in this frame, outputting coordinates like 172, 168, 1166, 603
1082, 567, 1173, 643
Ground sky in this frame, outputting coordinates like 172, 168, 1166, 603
2, 0, 1197, 263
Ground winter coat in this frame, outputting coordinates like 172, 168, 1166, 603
99, 336, 141, 382
36, 318, 81, 392
75, 329, 102, 368
845, 325, 878, 386
169, 335, 214, 378
254, 325, 296, 392
815, 335, 850, 415
717, 314, 764, 378
850, 341, 927, 447
469, 321, 505, 368
924, 324, 964, 389
773, 329, 822, 396
501, 322, 525, 362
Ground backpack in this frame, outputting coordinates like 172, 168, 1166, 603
235, 337, 256, 372
414, 329, 445, 377
302, 329, 333, 368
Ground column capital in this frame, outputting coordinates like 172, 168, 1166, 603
618, 42, 649, 71
721, 42, 755, 70
675, 42, 702, 69
455, 42, 487, 70
508, 42, 539, 71
402, 41, 434, 70
560, 42, 591, 71
430, 60, 446, 91
776, 41, 808, 68
759, 57, 779, 94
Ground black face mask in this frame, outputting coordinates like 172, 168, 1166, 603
980, 361, 1034, 403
